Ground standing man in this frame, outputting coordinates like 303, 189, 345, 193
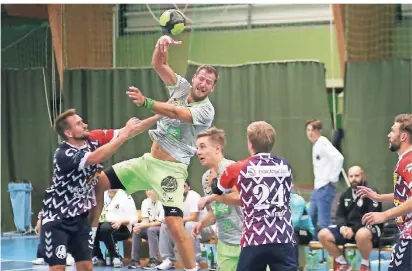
306, 119, 344, 232
95, 35, 218, 271
318, 166, 382, 271
193, 127, 243, 270
358, 114, 412, 271
213, 121, 298, 271
38, 109, 145, 271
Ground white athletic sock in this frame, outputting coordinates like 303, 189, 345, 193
335, 255, 348, 265
361, 258, 370, 266
184, 268, 198, 271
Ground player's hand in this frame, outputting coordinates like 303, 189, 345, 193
362, 212, 388, 226
340, 226, 354, 239
191, 223, 202, 238
156, 35, 182, 53
35, 224, 40, 235
198, 195, 214, 210
119, 117, 141, 139
126, 86, 146, 106
112, 221, 122, 230
356, 186, 379, 201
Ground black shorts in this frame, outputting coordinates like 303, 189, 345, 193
388, 239, 412, 271
328, 225, 380, 247
237, 243, 298, 271
39, 213, 93, 266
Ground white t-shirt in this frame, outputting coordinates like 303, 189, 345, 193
141, 198, 164, 223
183, 190, 207, 220
312, 136, 344, 189
100, 190, 138, 232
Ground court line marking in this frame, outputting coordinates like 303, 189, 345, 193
0, 260, 33, 263
1, 267, 49, 271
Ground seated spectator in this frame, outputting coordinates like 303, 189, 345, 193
290, 192, 315, 258
156, 180, 215, 270
318, 166, 382, 271
32, 211, 74, 266
92, 189, 137, 268
128, 190, 164, 269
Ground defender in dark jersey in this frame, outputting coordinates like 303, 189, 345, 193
38, 109, 156, 271
212, 121, 298, 271
358, 114, 412, 271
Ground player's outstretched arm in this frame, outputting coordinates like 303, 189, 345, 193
126, 86, 193, 123
118, 114, 162, 139
152, 35, 182, 86
85, 118, 140, 166
356, 186, 394, 202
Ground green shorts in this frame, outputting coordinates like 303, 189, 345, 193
112, 153, 188, 213
216, 241, 241, 271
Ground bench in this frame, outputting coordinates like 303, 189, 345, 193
121, 210, 217, 268
306, 220, 397, 271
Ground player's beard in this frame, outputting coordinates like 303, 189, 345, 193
350, 179, 364, 189
73, 132, 90, 141
190, 87, 207, 102
389, 136, 401, 152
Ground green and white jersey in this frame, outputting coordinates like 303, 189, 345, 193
202, 158, 243, 245
148, 74, 215, 165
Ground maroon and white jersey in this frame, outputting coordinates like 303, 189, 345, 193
218, 153, 294, 248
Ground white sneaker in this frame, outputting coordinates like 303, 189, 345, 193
66, 253, 75, 266
112, 257, 122, 268
156, 258, 174, 270
32, 258, 45, 265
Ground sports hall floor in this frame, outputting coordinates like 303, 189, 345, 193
1, 233, 208, 271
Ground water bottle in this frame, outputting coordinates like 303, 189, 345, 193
200, 243, 207, 262
207, 246, 216, 270
305, 249, 320, 271
346, 249, 357, 270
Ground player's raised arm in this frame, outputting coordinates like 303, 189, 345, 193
152, 35, 182, 86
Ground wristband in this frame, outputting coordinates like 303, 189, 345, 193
143, 97, 155, 110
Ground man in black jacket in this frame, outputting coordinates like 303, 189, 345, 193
318, 166, 382, 271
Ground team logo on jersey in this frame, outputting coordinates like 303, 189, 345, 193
55, 245, 67, 259
87, 171, 101, 185
246, 165, 290, 178
161, 176, 178, 193
170, 99, 181, 106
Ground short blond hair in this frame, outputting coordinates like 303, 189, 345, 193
395, 114, 412, 143
247, 121, 276, 153
197, 127, 226, 151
